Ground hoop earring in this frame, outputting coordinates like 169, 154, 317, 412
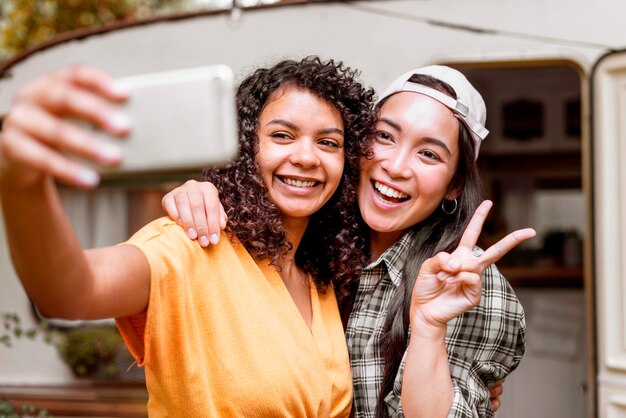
441, 198, 458, 215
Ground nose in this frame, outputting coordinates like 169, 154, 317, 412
290, 139, 320, 169
380, 147, 412, 179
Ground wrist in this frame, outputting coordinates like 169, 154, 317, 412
409, 313, 448, 339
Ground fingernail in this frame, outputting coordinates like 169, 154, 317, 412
447, 259, 460, 269
210, 234, 220, 245
108, 112, 131, 131
199, 236, 209, 247
98, 143, 122, 160
78, 169, 99, 186
437, 271, 448, 280
111, 81, 129, 96
187, 228, 197, 239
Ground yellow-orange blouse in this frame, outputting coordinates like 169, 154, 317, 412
116, 218, 352, 417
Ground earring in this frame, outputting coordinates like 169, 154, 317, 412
441, 198, 458, 215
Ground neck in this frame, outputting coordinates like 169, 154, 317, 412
277, 216, 309, 272
369, 228, 407, 261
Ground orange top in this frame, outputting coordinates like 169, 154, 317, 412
116, 218, 352, 417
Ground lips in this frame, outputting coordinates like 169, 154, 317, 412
372, 180, 410, 204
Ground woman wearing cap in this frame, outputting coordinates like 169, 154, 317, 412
163, 64, 535, 418
0, 57, 375, 416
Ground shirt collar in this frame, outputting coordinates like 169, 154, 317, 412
364, 230, 415, 287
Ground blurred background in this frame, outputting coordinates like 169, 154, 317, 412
0, 1, 621, 417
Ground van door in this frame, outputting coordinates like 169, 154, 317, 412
593, 49, 626, 417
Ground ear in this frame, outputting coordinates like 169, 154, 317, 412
445, 185, 460, 201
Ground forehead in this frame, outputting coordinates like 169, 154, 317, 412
378, 92, 459, 137
261, 86, 342, 123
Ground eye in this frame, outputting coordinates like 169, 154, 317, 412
318, 138, 342, 149
419, 149, 442, 162
270, 132, 293, 141
375, 131, 394, 143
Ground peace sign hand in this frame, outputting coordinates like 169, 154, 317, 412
409, 200, 536, 330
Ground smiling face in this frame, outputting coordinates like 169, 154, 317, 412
358, 91, 461, 243
255, 85, 345, 224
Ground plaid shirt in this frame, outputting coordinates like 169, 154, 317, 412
345, 231, 526, 418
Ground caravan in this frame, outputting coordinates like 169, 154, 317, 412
0, 1, 624, 416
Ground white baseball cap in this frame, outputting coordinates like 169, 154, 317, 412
376, 65, 488, 158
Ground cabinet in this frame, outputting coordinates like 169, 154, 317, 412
460, 65, 584, 287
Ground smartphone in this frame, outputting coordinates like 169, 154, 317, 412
95, 65, 238, 177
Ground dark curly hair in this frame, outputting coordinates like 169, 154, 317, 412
203, 56, 374, 297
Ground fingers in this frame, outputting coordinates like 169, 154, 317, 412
491, 397, 501, 413
458, 200, 493, 250
481, 228, 537, 267
201, 183, 225, 247
21, 65, 130, 135
164, 180, 226, 248
0, 65, 130, 189
161, 192, 180, 223
1, 127, 100, 188
489, 379, 504, 412
7, 104, 123, 166
490, 380, 504, 398
64, 65, 129, 102
173, 185, 200, 241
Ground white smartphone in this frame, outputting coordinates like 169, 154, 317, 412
95, 65, 239, 177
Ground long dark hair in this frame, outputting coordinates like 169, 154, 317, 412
203, 56, 374, 296
375, 74, 484, 417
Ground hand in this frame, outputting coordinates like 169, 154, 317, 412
409, 200, 536, 329
0, 65, 130, 189
489, 379, 504, 413
161, 179, 228, 247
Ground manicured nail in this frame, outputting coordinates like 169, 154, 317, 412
98, 143, 122, 160
210, 234, 220, 245
199, 236, 209, 247
187, 228, 197, 239
110, 81, 129, 96
447, 259, 460, 269
78, 169, 99, 187
108, 112, 131, 131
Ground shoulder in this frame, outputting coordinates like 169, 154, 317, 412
125, 217, 243, 269
126, 217, 189, 246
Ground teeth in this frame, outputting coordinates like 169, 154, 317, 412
283, 177, 317, 188
374, 181, 408, 199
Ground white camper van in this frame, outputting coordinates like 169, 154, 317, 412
0, 1, 624, 416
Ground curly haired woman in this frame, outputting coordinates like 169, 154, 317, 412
0, 57, 375, 417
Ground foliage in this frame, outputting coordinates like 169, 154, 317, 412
0, 0, 185, 60
0, 397, 52, 418
0, 313, 59, 349
2, 312, 126, 379
56, 326, 123, 378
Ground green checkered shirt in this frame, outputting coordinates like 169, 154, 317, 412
345, 231, 526, 417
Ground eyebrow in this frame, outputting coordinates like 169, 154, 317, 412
423, 137, 452, 156
378, 117, 452, 155
379, 117, 402, 132
266, 119, 344, 136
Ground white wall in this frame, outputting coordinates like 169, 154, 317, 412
0, 204, 76, 383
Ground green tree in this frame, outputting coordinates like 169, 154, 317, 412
0, 0, 185, 60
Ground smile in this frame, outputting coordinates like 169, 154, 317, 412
278, 176, 320, 188
373, 181, 410, 204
